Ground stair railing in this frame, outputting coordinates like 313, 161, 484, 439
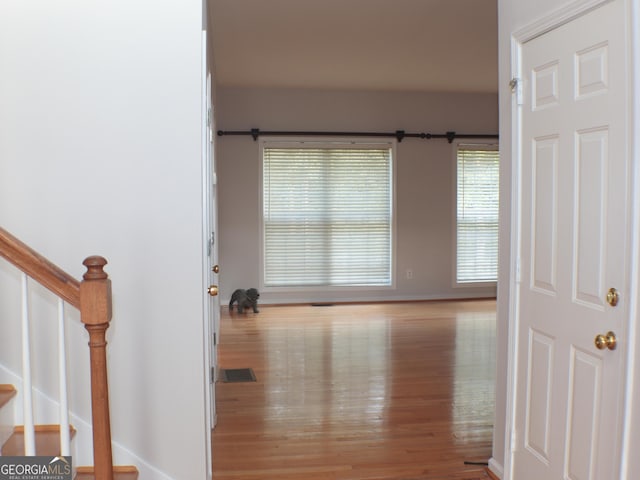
0, 227, 114, 480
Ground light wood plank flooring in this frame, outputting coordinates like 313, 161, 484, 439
212, 300, 496, 479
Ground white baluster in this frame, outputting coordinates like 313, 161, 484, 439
58, 298, 71, 456
20, 273, 36, 455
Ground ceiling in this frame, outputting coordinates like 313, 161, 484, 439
209, 0, 498, 93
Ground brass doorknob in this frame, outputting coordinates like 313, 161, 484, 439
595, 331, 617, 351
606, 288, 619, 307
212, 265, 220, 274
207, 285, 219, 297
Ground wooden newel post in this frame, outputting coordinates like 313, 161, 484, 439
80, 256, 114, 480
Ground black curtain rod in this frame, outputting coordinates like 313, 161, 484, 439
217, 129, 498, 143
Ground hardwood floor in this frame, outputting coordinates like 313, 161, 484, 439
212, 300, 496, 479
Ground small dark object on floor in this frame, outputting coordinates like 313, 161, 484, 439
229, 288, 260, 313
221, 368, 256, 383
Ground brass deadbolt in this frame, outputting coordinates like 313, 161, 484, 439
606, 288, 619, 307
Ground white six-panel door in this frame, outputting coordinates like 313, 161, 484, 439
512, 1, 631, 479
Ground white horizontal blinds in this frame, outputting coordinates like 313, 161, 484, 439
263, 145, 392, 287
456, 145, 499, 283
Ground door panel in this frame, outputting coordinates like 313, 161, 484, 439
565, 347, 602, 479
513, 2, 630, 479
524, 330, 554, 462
575, 128, 608, 307
531, 136, 558, 293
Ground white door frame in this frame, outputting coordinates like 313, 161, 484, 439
503, 1, 639, 478
201, 29, 214, 480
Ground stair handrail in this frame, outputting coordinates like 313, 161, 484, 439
0, 228, 80, 307
0, 227, 114, 480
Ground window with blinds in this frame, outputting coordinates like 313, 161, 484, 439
456, 144, 499, 284
262, 142, 393, 287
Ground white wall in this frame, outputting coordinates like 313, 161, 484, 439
0, 1, 208, 479
216, 87, 498, 304
495, 0, 640, 478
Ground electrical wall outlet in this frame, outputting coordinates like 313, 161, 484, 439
406, 269, 413, 280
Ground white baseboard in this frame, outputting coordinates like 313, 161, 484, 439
223, 292, 497, 307
488, 457, 504, 479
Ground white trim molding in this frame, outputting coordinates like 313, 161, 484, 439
488, 457, 504, 479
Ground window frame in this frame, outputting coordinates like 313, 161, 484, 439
452, 140, 500, 288
259, 137, 397, 293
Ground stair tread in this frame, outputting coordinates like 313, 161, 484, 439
0, 385, 17, 409
1, 425, 75, 456
75, 466, 138, 480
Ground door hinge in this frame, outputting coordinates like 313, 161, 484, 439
211, 366, 216, 384
207, 232, 214, 256
213, 332, 217, 345
510, 77, 524, 106
207, 107, 212, 127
